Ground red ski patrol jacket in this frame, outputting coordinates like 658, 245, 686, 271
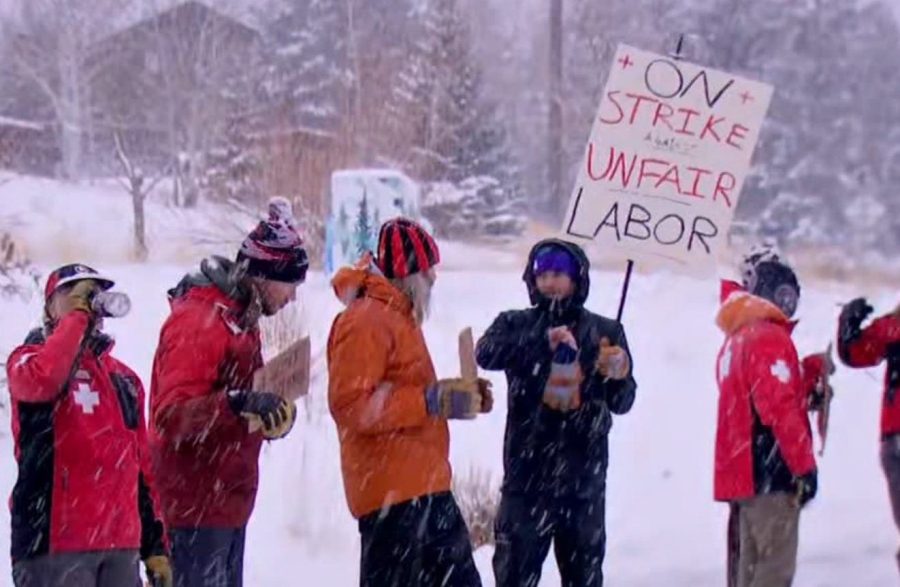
839, 311, 900, 438
6, 311, 166, 562
149, 260, 264, 529
714, 285, 816, 502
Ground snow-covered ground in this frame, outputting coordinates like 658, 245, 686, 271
0, 261, 896, 586
0, 172, 253, 265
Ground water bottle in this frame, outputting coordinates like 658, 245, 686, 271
91, 290, 131, 318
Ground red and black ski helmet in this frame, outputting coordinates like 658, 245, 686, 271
44, 264, 114, 303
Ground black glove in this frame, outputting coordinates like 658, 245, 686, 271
226, 389, 291, 430
839, 298, 873, 346
795, 470, 818, 507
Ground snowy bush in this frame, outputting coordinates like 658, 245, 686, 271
452, 465, 500, 549
200, 141, 264, 206
422, 175, 526, 240
0, 232, 40, 302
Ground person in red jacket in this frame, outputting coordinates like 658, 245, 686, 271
837, 298, 900, 569
715, 258, 818, 587
150, 197, 306, 587
6, 264, 170, 587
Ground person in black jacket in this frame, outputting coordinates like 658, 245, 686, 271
476, 239, 636, 587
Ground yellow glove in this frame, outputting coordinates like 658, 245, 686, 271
261, 400, 297, 439
144, 555, 173, 587
596, 337, 630, 380
67, 279, 99, 315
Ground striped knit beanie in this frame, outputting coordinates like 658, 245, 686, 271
375, 218, 440, 279
237, 197, 309, 283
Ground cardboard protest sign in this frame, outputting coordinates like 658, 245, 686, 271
248, 336, 310, 432
458, 327, 477, 381
253, 336, 311, 401
563, 44, 773, 273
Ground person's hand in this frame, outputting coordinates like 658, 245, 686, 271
425, 378, 492, 419
548, 326, 576, 351
477, 379, 494, 414
261, 401, 297, 439
227, 389, 295, 438
795, 470, 818, 507
595, 337, 630, 380
66, 279, 100, 315
838, 298, 873, 345
143, 555, 173, 587
802, 353, 835, 410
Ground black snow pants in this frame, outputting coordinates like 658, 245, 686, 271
358, 491, 482, 587
12, 549, 139, 587
170, 527, 246, 587
493, 492, 606, 587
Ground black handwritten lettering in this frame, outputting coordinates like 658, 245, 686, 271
653, 214, 686, 245
624, 204, 652, 241
688, 216, 718, 254
644, 59, 683, 99
594, 202, 622, 240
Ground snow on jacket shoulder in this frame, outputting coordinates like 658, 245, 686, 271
149, 280, 263, 529
714, 291, 816, 502
7, 312, 164, 561
327, 265, 449, 519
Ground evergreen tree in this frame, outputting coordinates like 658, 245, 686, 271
200, 118, 263, 205
264, 0, 354, 129
386, 0, 525, 236
354, 192, 374, 255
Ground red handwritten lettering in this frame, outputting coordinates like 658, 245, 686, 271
655, 164, 681, 192
725, 124, 749, 150
637, 158, 668, 189
675, 108, 700, 136
626, 93, 659, 125
684, 167, 711, 198
700, 116, 724, 142
652, 102, 675, 131
587, 143, 636, 185
599, 91, 625, 125
713, 172, 736, 208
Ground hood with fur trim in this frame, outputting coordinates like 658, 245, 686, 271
331, 253, 414, 318
716, 283, 795, 336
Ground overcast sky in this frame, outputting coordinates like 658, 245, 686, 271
0, 0, 896, 19
0, 0, 896, 38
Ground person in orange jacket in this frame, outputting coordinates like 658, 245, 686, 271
327, 218, 492, 587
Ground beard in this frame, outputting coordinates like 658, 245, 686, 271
260, 298, 278, 316
392, 274, 433, 325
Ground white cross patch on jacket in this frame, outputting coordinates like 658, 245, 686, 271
770, 360, 791, 384
718, 344, 733, 383
74, 383, 100, 414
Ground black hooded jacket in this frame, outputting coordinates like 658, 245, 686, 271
476, 239, 637, 498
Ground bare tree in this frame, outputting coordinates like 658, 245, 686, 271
146, 1, 263, 207
548, 0, 564, 218
0, 0, 124, 179
113, 131, 164, 260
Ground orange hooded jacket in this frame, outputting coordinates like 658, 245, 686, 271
327, 263, 450, 518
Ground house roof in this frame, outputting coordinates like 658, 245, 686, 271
93, 1, 261, 50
